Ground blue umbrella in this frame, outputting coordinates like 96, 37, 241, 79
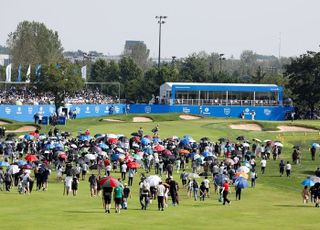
180, 139, 189, 146
111, 154, 120, 161
311, 143, 320, 148
15, 160, 27, 166
0, 161, 10, 167
201, 151, 212, 157
234, 177, 249, 189
24, 134, 34, 140
183, 135, 193, 140
45, 143, 55, 150
214, 174, 228, 186
302, 178, 315, 187
141, 138, 151, 146
144, 147, 153, 154
79, 135, 92, 141
99, 143, 109, 150
153, 137, 161, 144
188, 152, 195, 158
54, 143, 64, 151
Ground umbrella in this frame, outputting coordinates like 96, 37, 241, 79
128, 162, 141, 169
39, 134, 47, 140
143, 147, 153, 154
194, 154, 201, 160
85, 153, 96, 160
94, 133, 105, 138
144, 135, 152, 139
25, 154, 38, 162
99, 176, 122, 188
98, 143, 108, 150
118, 136, 129, 142
234, 177, 249, 189
107, 134, 118, 139
214, 174, 228, 186
24, 134, 34, 140
153, 137, 162, 143
58, 152, 68, 160
8, 165, 20, 174
45, 143, 55, 150
162, 149, 172, 156
132, 154, 142, 160
70, 144, 77, 149
200, 137, 210, 142
108, 138, 118, 145
188, 173, 200, 179
179, 149, 190, 155
21, 164, 33, 170
236, 136, 245, 141
4, 140, 14, 144
99, 151, 107, 157
15, 160, 27, 166
301, 178, 315, 187
224, 158, 235, 166
153, 145, 165, 152
141, 137, 151, 145
131, 132, 140, 136
183, 135, 193, 140
310, 176, 320, 183
234, 172, 249, 180
146, 175, 161, 187
252, 138, 262, 143
0, 161, 10, 167
92, 146, 102, 153
242, 143, 250, 148
180, 139, 189, 146
201, 151, 213, 158
124, 155, 134, 163
116, 148, 125, 154
274, 142, 283, 147
237, 166, 250, 174
311, 143, 320, 148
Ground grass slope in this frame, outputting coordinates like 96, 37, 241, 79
1, 117, 320, 229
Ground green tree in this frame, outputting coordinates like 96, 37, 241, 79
118, 57, 143, 101
284, 51, 320, 112
33, 63, 84, 114
7, 21, 64, 66
123, 41, 151, 71
180, 53, 210, 82
252, 66, 266, 83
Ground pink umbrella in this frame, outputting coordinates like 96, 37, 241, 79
153, 145, 165, 152
162, 149, 172, 156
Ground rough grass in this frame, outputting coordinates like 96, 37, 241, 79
1, 117, 320, 229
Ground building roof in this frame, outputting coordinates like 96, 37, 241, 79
161, 82, 278, 88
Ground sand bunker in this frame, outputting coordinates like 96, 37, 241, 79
0, 121, 9, 125
133, 117, 153, 122
274, 125, 318, 132
7, 125, 37, 133
229, 124, 262, 131
179, 115, 201, 120
103, 119, 124, 122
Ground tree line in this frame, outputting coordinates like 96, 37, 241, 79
1, 20, 319, 114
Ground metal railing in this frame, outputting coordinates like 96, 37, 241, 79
161, 99, 280, 106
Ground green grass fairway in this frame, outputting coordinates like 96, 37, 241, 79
1, 115, 320, 229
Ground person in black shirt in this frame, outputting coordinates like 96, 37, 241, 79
103, 187, 113, 213
122, 184, 131, 209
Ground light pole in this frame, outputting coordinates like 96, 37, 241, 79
219, 53, 225, 73
155, 16, 167, 70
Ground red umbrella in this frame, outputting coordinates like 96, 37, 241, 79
125, 155, 134, 163
25, 154, 38, 162
153, 145, 165, 152
128, 162, 141, 169
108, 138, 118, 145
99, 176, 121, 188
58, 152, 68, 160
144, 135, 152, 139
162, 149, 172, 156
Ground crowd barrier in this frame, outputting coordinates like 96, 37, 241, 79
0, 104, 294, 122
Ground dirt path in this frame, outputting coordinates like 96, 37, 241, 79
133, 117, 153, 122
229, 124, 262, 131
0, 121, 9, 125
179, 115, 201, 120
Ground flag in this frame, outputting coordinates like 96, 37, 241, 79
26, 64, 31, 83
6, 64, 12, 82
35, 64, 41, 79
17, 64, 21, 82
81, 65, 87, 81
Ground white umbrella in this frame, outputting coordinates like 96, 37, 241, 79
71, 144, 77, 149
116, 148, 125, 154
146, 175, 162, 187
8, 165, 20, 174
99, 151, 107, 157
194, 154, 201, 160
310, 176, 320, 183
85, 153, 96, 160
242, 143, 250, 148
107, 134, 118, 139
264, 139, 272, 143
237, 166, 250, 174
274, 142, 283, 147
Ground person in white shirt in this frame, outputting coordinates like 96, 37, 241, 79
285, 161, 292, 177
203, 177, 210, 197
64, 176, 73, 196
260, 158, 267, 174
121, 163, 128, 181
157, 181, 166, 211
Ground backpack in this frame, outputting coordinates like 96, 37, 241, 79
4, 173, 11, 182
142, 182, 149, 192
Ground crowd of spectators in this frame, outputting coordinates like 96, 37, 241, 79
0, 87, 117, 105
